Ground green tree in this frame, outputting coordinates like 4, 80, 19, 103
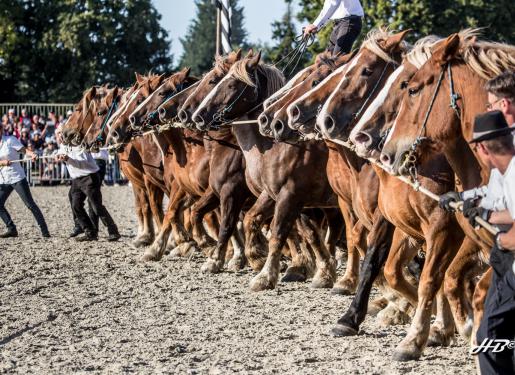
0, 0, 172, 102
179, 0, 249, 75
264, 0, 309, 75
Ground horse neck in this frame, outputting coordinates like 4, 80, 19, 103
232, 122, 271, 153
442, 63, 490, 189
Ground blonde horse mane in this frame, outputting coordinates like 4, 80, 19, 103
230, 59, 285, 97
405, 35, 442, 68
361, 27, 411, 64
458, 28, 515, 80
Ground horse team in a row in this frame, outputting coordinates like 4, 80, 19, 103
60, 28, 515, 362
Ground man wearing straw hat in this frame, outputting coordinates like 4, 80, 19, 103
0, 125, 50, 238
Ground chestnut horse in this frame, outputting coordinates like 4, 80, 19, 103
192, 52, 341, 292
380, 30, 515, 340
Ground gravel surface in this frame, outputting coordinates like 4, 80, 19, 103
0, 186, 476, 374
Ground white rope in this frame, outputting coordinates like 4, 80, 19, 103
330, 139, 499, 236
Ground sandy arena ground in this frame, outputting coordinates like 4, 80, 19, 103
0, 186, 476, 374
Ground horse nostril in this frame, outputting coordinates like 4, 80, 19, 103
273, 119, 284, 135
178, 109, 189, 123
129, 115, 136, 126
353, 132, 372, 147
193, 113, 205, 127
258, 113, 269, 128
323, 115, 335, 133
290, 105, 301, 123
158, 107, 166, 120
380, 152, 392, 166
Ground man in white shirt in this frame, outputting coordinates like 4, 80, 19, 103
303, 0, 363, 56
485, 71, 515, 128
0, 129, 49, 238
461, 111, 515, 375
56, 145, 120, 242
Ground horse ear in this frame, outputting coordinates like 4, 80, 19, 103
181, 67, 191, 78
382, 29, 412, 51
135, 72, 145, 85
246, 50, 262, 70
111, 86, 119, 100
245, 49, 254, 59
432, 33, 460, 66
85, 86, 96, 102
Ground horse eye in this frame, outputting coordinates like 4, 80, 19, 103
159, 92, 166, 97
400, 81, 408, 90
208, 79, 218, 85
312, 80, 320, 87
362, 68, 373, 76
408, 88, 420, 97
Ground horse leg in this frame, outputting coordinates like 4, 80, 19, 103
444, 237, 484, 338
392, 223, 462, 362
141, 187, 187, 261
190, 188, 219, 254
427, 285, 456, 347
471, 267, 492, 346
202, 183, 247, 273
249, 193, 302, 292
281, 220, 316, 282
332, 199, 361, 295
227, 221, 246, 271
243, 192, 275, 271
131, 185, 154, 248
297, 213, 337, 288
331, 211, 394, 336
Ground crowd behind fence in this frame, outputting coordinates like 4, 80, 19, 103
2, 104, 127, 186
19, 154, 126, 186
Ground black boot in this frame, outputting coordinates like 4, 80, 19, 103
69, 226, 84, 238
107, 227, 121, 242
0, 228, 18, 238
76, 231, 98, 242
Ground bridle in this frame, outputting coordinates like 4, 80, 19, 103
399, 62, 461, 180
141, 82, 188, 129
72, 98, 94, 146
81, 94, 119, 150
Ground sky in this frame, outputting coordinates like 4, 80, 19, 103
152, 0, 302, 62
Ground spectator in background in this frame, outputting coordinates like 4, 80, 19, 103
30, 122, 40, 139
19, 129, 30, 148
19, 109, 31, 130
31, 131, 44, 155
1, 115, 8, 129
7, 109, 16, 126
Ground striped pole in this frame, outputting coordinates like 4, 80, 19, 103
213, 0, 231, 55
220, 0, 232, 54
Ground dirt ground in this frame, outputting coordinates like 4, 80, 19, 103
0, 186, 476, 374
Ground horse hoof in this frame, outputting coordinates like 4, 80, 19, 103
392, 349, 421, 362
132, 237, 152, 248
201, 259, 223, 274
310, 267, 336, 289
376, 304, 411, 327
331, 278, 356, 295
169, 246, 183, 258
246, 257, 267, 272
139, 252, 159, 262
179, 241, 197, 257
281, 266, 307, 282
367, 297, 388, 316
330, 324, 358, 337
249, 273, 276, 292
227, 257, 245, 272
427, 325, 453, 347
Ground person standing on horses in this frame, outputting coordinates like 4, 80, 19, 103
0, 126, 50, 238
56, 144, 120, 242
443, 111, 515, 375
303, 0, 364, 56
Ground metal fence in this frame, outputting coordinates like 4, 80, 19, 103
0, 103, 74, 117
19, 154, 126, 186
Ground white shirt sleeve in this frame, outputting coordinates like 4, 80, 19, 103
313, 0, 340, 28
9, 137, 24, 152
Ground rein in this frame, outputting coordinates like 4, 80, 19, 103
400, 62, 461, 180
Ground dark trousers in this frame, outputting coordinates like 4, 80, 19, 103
476, 245, 515, 375
70, 172, 118, 235
327, 16, 362, 56
71, 159, 107, 232
0, 178, 48, 233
